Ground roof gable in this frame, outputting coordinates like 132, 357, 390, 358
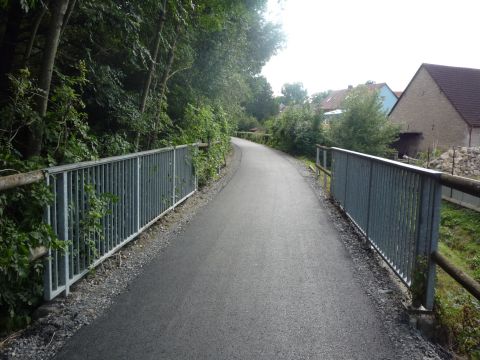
320, 89, 349, 111
320, 83, 394, 111
423, 63, 480, 127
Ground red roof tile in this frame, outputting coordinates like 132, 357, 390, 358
423, 63, 480, 127
320, 83, 391, 111
320, 89, 349, 111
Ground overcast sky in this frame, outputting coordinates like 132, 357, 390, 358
261, 0, 480, 96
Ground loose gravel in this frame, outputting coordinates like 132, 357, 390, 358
0, 146, 242, 360
282, 152, 452, 360
1, 143, 452, 359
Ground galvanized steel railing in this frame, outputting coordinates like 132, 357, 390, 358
43, 144, 197, 300
323, 147, 442, 309
316, 145, 480, 309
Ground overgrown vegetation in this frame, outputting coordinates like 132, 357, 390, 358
267, 105, 324, 157
0, 157, 63, 331
437, 201, 480, 358
260, 83, 399, 159
327, 86, 400, 156
0, 0, 283, 329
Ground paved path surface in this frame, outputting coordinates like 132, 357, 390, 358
56, 138, 398, 359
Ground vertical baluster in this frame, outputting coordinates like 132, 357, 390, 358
58, 172, 70, 296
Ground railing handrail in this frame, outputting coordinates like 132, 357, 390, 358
46, 143, 199, 174
432, 251, 480, 301
440, 173, 480, 197
0, 169, 45, 192
315, 163, 331, 177
316, 144, 480, 306
315, 146, 480, 196
330, 147, 442, 177
236, 131, 272, 136
0, 142, 213, 190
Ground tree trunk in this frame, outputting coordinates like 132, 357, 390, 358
24, 2, 49, 64
0, 2, 24, 98
148, 26, 180, 148
134, 0, 167, 151
157, 28, 180, 106
139, 0, 167, 114
26, 0, 70, 158
59, 0, 77, 38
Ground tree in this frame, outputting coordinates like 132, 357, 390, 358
244, 76, 278, 122
310, 91, 330, 105
268, 104, 323, 156
280, 82, 307, 105
327, 86, 399, 156
27, 0, 71, 158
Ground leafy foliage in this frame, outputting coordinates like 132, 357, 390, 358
175, 104, 233, 185
0, 0, 282, 327
0, 156, 64, 331
437, 201, 480, 357
79, 184, 117, 264
268, 105, 324, 157
243, 76, 279, 122
280, 82, 308, 105
327, 86, 399, 156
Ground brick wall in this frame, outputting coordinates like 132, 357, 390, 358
389, 67, 471, 154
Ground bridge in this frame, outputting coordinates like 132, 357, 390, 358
1, 137, 479, 359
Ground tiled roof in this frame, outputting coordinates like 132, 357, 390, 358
319, 89, 349, 111
423, 63, 480, 127
319, 83, 389, 111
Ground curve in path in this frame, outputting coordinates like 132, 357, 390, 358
56, 138, 397, 360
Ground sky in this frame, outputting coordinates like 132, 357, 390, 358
261, 0, 480, 96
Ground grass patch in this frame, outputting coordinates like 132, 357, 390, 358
437, 201, 480, 358
297, 155, 331, 193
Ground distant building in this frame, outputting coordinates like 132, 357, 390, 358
389, 63, 480, 156
319, 83, 399, 115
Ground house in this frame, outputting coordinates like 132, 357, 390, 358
319, 83, 399, 115
389, 63, 480, 156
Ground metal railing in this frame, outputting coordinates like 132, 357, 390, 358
43, 144, 197, 300
315, 144, 480, 310
315, 145, 331, 192
235, 131, 272, 144
0, 144, 202, 300
330, 147, 441, 309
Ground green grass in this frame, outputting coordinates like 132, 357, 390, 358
437, 201, 480, 358
297, 156, 331, 193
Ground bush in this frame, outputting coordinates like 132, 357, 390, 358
175, 103, 232, 185
268, 105, 323, 157
327, 86, 399, 157
0, 154, 64, 332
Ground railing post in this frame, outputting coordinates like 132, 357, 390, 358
323, 149, 328, 190
135, 156, 140, 231
415, 175, 442, 310
44, 175, 53, 300
316, 147, 320, 177
343, 153, 349, 210
58, 172, 70, 297
330, 149, 335, 195
194, 145, 198, 191
365, 160, 374, 240
172, 147, 176, 205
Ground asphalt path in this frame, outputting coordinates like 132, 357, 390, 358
56, 138, 398, 359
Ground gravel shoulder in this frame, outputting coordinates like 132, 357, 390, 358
1, 141, 452, 360
280, 150, 451, 360
0, 144, 242, 360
